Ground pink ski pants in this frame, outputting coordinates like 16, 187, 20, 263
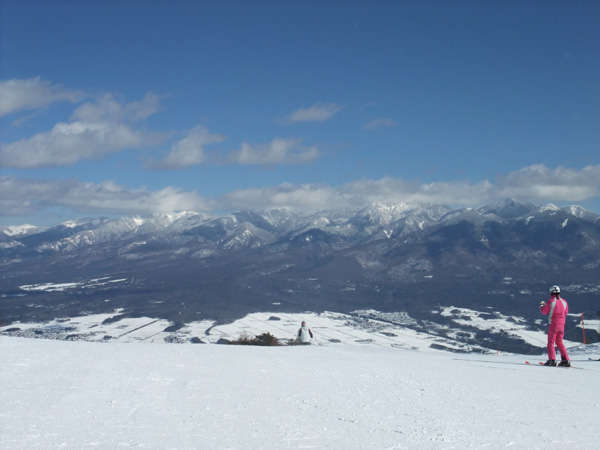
547, 327, 569, 361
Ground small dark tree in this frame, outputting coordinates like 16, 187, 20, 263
230, 332, 281, 346
254, 332, 280, 346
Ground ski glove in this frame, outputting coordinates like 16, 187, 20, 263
539, 300, 546, 309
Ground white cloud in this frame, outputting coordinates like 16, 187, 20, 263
223, 179, 493, 212
230, 138, 319, 165
71, 92, 160, 123
498, 164, 600, 201
287, 102, 342, 123
224, 165, 600, 212
0, 177, 211, 216
155, 131, 319, 168
0, 93, 161, 168
363, 118, 397, 130
3, 165, 600, 219
225, 183, 339, 211
0, 77, 84, 117
155, 126, 225, 169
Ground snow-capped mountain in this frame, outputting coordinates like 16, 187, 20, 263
6, 199, 594, 254
37, 212, 211, 252
0, 234, 23, 249
1, 223, 42, 237
2, 199, 599, 353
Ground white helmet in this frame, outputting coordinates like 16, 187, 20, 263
549, 285, 560, 294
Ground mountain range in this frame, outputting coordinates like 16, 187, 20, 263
2, 199, 600, 353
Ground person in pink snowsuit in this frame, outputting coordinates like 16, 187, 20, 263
539, 285, 570, 367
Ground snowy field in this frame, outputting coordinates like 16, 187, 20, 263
437, 306, 581, 348
1, 306, 561, 353
1, 309, 475, 349
5, 275, 589, 352
2, 337, 599, 450
19, 277, 128, 292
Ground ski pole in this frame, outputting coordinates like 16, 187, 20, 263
581, 313, 586, 344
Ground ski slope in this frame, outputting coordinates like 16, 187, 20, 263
2, 337, 599, 449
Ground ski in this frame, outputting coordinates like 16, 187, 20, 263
453, 358, 583, 369
524, 361, 583, 369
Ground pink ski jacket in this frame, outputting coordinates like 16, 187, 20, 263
540, 296, 568, 329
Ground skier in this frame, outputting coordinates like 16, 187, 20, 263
539, 285, 570, 367
296, 321, 314, 344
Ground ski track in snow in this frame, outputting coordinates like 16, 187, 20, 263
1, 337, 599, 449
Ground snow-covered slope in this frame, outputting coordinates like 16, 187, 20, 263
1, 336, 598, 449
2, 307, 563, 354
35, 212, 209, 251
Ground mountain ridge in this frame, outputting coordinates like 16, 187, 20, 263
2, 199, 599, 353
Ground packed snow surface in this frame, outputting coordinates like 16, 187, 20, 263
2, 337, 599, 449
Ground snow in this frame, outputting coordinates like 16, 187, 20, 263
437, 306, 580, 348
1, 336, 599, 449
10, 201, 599, 257
61, 220, 80, 228
190, 311, 491, 353
155, 211, 200, 224
540, 203, 560, 213
131, 216, 145, 227
1, 310, 490, 352
7, 303, 586, 356
19, 282, 81, 292
1, 224, 39, 236
576, 319, 600, 332
564, 205, 598, 220
19, 277, 128, 292
0, 240, 24, 249
361, 201, 411, 225
0, 311, 174, 343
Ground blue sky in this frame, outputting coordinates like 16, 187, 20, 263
1, 1, 600, 226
